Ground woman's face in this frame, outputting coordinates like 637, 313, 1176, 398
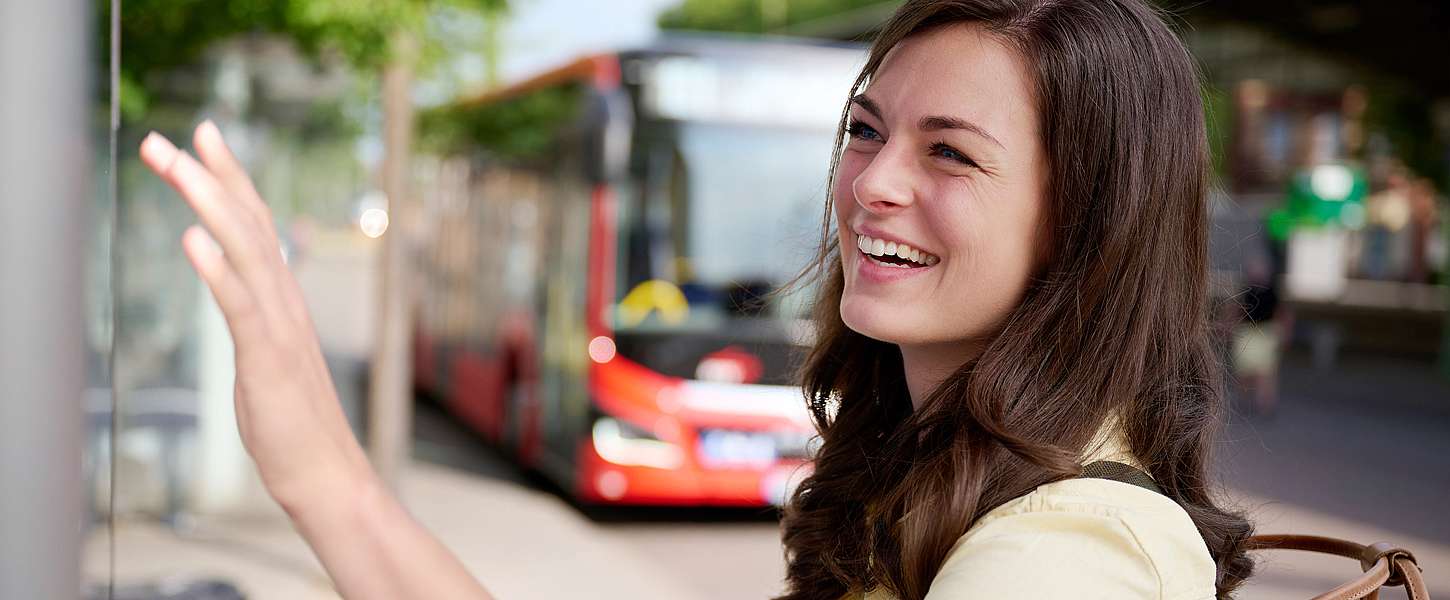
834, 23, 1049, 355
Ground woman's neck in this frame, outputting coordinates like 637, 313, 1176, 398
898, 340, 985, 410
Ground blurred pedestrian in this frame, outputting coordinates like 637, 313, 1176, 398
1408, 177, 1440, 283
1231, 250, 1284, 416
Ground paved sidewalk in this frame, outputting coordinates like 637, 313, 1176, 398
86, 462, 706, 600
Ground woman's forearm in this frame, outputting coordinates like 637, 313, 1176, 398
281, 469, 496, 600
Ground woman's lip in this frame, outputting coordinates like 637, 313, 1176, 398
855, 248, 936, 284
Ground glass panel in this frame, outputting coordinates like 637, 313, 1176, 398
80, 0, 120, 595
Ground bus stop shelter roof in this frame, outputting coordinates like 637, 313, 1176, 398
1191, 0, 1450, 98
785, 0, 1450, 98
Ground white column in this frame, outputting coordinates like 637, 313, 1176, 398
190, 282, 273, 514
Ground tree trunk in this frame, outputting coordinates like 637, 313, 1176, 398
368, 29, 418, 490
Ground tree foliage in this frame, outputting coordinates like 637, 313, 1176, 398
658, 0, 896, 35
100, 0, 506, 120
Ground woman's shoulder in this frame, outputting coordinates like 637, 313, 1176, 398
924, 477, 1218, 600
975, 476, 1201, 533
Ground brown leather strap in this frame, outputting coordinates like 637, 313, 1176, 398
1398, 556, 1430, 600
1247, 534, 1430, 600
1361, 542, 1418, 588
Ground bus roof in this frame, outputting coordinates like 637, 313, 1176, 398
453, 54, 620, 110
448, 34, 866, 110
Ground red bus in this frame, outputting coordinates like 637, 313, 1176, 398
412, 36, 863, 506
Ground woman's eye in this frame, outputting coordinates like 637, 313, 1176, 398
930, 142, 978, 168
847, 120, 882, 143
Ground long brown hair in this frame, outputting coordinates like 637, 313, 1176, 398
776, 1, 1255, 599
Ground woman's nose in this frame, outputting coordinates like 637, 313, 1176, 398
851, 147, 917, 214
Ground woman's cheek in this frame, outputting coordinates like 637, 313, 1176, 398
830, 168, 857, 222
974, 240, 1037, 327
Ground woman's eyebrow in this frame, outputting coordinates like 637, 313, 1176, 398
850, 94, 886, 121
919, 115, 1005, 149
850, 93, 1005, 150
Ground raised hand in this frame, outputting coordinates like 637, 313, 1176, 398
140, 123, 492, 599
139, 122, 373, 509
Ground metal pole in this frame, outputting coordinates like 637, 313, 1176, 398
368, 29, 419, 489
0, 0, 89, 596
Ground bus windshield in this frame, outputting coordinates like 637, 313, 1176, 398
615, 120, 835, 334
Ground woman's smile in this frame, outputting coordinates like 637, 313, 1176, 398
855, 233, 940, 267
852, 230, 941, 284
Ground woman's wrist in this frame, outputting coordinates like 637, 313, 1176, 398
268, 452, 442, 600
269, 445, 385, 521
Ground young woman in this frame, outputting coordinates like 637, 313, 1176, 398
139, 0, 1254, 598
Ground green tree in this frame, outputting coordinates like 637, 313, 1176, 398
101, 0, 507, 121
658, 0, 899, 37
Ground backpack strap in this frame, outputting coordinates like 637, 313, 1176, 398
1078, 460, 1164, 496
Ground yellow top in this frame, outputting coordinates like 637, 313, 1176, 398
857, 418, 1218, 600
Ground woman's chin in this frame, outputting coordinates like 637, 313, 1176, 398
839, 298, 920, 345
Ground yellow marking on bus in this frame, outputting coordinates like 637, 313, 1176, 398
618, 280, 690, 327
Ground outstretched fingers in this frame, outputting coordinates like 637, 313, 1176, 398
189, 122, 316, 328
141, 132, 258, 256
140, 131, 290, 332
192, 120, 277, 238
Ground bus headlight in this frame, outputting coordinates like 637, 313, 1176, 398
591, 417, 684, 470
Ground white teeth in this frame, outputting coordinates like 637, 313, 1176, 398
854, 233, 939, 267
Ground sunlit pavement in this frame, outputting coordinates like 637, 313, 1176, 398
86, 457, 711, 600
87, 512, 334, 600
